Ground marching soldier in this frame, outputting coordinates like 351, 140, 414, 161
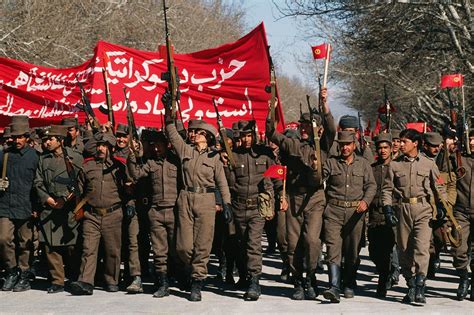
322, 130, 376, 303
266, 88, 336, 300
165, 116, 231, 302
128, 130, 182, 298
368, 133, 395, 297
451, 131, 474, 301
70, 132, 129, 295
226, 120, 276, 301
34, 125, 84, 293
382, 128, 448, 304
0, 120, 39, 292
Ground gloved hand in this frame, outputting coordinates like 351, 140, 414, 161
125, 205, 136, 219
223, 203, 234, 224
161, 91, 172, 110
436, 204, 447, 221
383, 205, 399, 227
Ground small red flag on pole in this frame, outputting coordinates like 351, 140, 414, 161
440, 74, 464, 89
263, 165, 287, 180
311, 43, 329, 60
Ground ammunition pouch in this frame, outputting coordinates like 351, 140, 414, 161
258, 191, 274, 220
0, 178, 9, 192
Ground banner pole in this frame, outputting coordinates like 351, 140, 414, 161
322, 43, 331, 88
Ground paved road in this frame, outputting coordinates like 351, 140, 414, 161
0, 246, 472, 314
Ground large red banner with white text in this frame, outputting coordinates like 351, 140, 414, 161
0, 23, 285, 132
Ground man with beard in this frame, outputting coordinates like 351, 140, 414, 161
0, 120, 39, 292
34, 125, 84, 293
322, 130, 376, 303
70, 132, 129, 295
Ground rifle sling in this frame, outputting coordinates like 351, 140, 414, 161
2, 152, 8, 180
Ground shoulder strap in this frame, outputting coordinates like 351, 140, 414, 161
2, 152, 8, 180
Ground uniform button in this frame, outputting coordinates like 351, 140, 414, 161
346, 185, 349, 187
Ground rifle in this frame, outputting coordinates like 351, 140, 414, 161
123, 88, 140, 156
358, 112, 366, 149
265, 46, 277, 128
307, 97, 322, 186
212, 97, 236, 169
75, 74, 100, 131
161, 0, 179, 119
102, 57, 115, 133
447, 89, 466, 177
384, 84, 391, 132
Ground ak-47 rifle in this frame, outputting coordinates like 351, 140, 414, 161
123, 88, 140, 157
75, 74, 100, 131
447, 89, 466, 177
161, 0, 179, 119
212, 97, 236, 169
317, 75, 325, 125
265, 46, 277, 129
307, 97, 322, 186
358, 112, 366, 149
384, 84, 391, 132
102, 55, 115, 133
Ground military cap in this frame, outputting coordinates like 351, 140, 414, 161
299, 112, 322, 125
225, 128, 234, 140
195, 121, 217, 146
391, 129, 401, 139
2, 127, 11, 138
231, 121, 240, 138
148, 130, 167, 144
237, 120, 255, 135
9, 123, 30, 137
375, 133, 392, 145
423, 132, 443, 146
61, 117, 79, 128
42, 125, 68, 139
339, 115, 358, 129
94, 132, 116, 147
115, 123, 129, 136
336, 130, 356, 143
10, 115, 29, 126
188, 119, 201, 130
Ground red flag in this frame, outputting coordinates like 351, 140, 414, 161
406, 122, 432, 133
311, 43, 329, 59
373, 117, 382, 136
440, 74, 464, 89
263, 165, 286, 180
102, 51, 110, 68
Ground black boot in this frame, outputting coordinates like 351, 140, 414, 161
2, 268, 20, 291
189, 279, 203, 302
70, 281, 94, 295
376, 272, 388, 298
244, 275, 261, 301
470, 271, 474, 301
323, 264, 340, 303
126, 276, 143, 294
402, 277, 416, 303
153, 273, 170, 298
414, 274, 426, 304
12, 270, 31, 292
305, 274, 318, 300
280, 262, 290, 283
457, 269, 470, 301
217, 255, 227, 281
291, 277, 304, 300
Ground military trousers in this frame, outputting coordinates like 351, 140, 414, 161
323, 204, 365, 288
45, 245, 79, 285
232, 201, 266, 277
452, 210, 474, 270
287, 189, 325, 278
0, 217, 33, 271
122, 214, 141, 277
176, 190, 216, 280
78, 209, 122, 286
149, 206, 177, 274
368, 224, 395, 276
395, 202, 432, 279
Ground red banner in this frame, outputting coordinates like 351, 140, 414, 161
0, 23, 285, 132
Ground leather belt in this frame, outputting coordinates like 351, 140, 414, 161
329, 199, 360, 208
185, 187, 215, 193
400, 197, 427, 204
91, 204, 122, 216
235, 196, 258, 207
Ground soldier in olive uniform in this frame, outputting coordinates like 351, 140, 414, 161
226, 120, 276, 301
34, 125, 84, 293
70, 132, 129, 295
165, 117, 231, 302
0, 121, 39, 292
382, 128, 448, 304
322, 131, 376, 303
451, 131, 474, 301
368, 133, 395, 297
128, 130, 182, 298
61, 117, 84, 154
391, 129, 402, 159
266, 88, 336, 300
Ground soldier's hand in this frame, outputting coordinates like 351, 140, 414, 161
215, 204, 222, 212
220, 151, 229, 166
311, 154, 318, 170
356, 200, 368, 213
319, 87, 328, 110
223, 203, 233, 224
280, 195, 289, 212
125, 205, 136, 219
383, 205, 399, 227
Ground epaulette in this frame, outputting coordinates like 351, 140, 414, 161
83, 157, 94, 164
113, 156, 127, 165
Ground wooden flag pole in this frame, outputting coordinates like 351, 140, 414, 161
281, 166, 287, 211
322, 43, 331, 88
